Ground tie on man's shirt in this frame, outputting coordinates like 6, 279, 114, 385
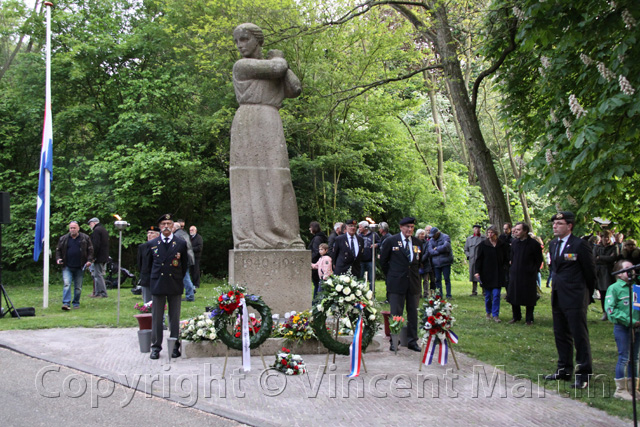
404, 237, 411, 261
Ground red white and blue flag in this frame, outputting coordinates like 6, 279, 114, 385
348, 302, 366, 377
33, 104, 53, 261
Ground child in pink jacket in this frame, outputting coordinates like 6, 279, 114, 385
312, 243, 333, 282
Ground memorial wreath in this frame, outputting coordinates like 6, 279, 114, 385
311, 274, 378, 355
211, 286, 273, 351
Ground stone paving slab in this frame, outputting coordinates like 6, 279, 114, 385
0, 328, 632, 427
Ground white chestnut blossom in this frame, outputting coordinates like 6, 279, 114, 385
545, 149, 555, 165
568, 94, 587, 118
622, 9, 637, 29
580, 53, 593, 66
540, 56, 551, 69
513, 6, 526, 20
597, 62, 615, 82
619, 75, 636, 95
547, 133, 554, 142
550, 108, 558, 123
562, 117, 572, 129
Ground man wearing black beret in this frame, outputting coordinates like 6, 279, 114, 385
380, 217, 422, 352
544, 211, 596, 389
145, 214, 189, 360
331, 219, 364, 277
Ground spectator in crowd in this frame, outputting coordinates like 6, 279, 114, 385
378, 222, 390, 248
308, 221, 328, 300
332, 219, 364, 277
137, 226, 160, 303
622, 239, 640, 265
422, 225, 436, 297
532, 234, 545, 290
88, 217, 109, 298
56, 221, 94, 310
380, 217, 422, 352
605, 259, 640, 401
544, 211, 596, 390
172, 222, 196, 302
358, 221, 379, 288
311, 243, 333, 296
507, 222, 543, 325
464, 224, 484, 297
147, 214, 188, 360
327, 222, 343, 257
594, 229, 620, 321
415, 229, 427, 297
615, 233, 625, 253
189, 225, 203, 288
427, 227, 454, 299
499, 222, 513, 245
587, 234, 600, 250
475, 225, 509, 323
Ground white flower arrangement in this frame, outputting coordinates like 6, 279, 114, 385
180, 313, 219, 342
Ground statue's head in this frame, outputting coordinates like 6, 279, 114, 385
233, 23, 264, 58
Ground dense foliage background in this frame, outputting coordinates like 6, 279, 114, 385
0, 0, 637, 277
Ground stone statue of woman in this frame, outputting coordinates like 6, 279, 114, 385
229, 23, 305, 250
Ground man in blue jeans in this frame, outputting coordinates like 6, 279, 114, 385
172, 221, 195, 302
55, 221, 94, 310
426, 227, 454, 299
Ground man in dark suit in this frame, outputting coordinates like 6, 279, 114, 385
147, 214, 189, 360
331, 219, 364, 277
544, 211, 596, 389
380, 217, 422, 352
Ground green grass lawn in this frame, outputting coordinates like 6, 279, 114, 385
0, 271, 634, 419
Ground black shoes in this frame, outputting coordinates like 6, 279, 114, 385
389, 342, 397, 352
150, 349, 160, 360
172, 342, 181, 358
544, 371, 571, 381
408, 343, 421, 352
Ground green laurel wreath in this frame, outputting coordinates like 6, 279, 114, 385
214, 295, 273, 351
311, 308, 377, 355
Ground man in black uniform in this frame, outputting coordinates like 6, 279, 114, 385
147, 214, 188, 360
331, 219, 364, 277
544, 211, 596, 389
380, 217, 422, 352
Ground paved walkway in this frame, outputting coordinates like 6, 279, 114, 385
0, 328, 631, 426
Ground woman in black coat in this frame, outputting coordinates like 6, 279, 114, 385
475, 225, 510, 323
308, 221, 327, 300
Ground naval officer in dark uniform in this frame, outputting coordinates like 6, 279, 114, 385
544, 211, 596, 389
380, 217, 422, 352
148, 214, 189, 360
331, 219, 364, 277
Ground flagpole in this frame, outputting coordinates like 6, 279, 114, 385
43, 1, 53, 309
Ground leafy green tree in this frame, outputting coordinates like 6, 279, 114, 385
487, 0, 640, 235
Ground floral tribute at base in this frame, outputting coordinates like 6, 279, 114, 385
271, 347, 306, 375
210, 285, 273, 351
420, 295, 458, 365
311, 274, 378, 356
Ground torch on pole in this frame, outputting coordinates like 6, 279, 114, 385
113, 215, 129, 325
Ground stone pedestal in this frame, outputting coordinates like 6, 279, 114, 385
229, 249, 311, 316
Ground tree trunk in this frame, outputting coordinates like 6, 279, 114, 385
432, 4, 511, 226
426, 70, 445, 201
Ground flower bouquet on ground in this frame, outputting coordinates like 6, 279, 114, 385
134, 301, 152, 313
420, 295, 459, 367
271, 347, 306, 375
272, 310, 315, 344
180, 313, 218, 342
389, 315, 406, 355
